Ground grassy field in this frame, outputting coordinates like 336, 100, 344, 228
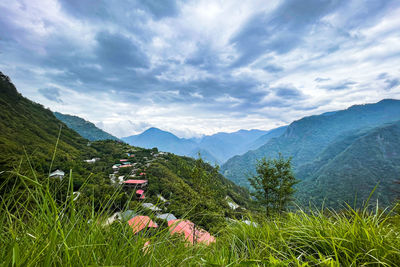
1, 169, 400, 267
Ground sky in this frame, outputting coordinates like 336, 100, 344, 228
1, 0, 400, 138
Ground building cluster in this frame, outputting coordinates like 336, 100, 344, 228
48, 147, 257, 247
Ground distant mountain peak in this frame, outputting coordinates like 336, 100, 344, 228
144, 127, 168, 134
377, 98, 398, 104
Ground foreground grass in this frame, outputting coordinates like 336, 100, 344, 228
1, 171, 400, 266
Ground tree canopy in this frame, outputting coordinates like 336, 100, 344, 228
248, 154, 297, 215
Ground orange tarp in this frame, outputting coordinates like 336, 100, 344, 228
128, 216, 158, 234
168, 219, 215, 245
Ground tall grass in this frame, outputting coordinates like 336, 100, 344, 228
1, 167, 400, 266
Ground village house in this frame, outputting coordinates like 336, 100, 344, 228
141, 203, 162, 212
83, 158, 100, 163
49, 169, 65, 179
112, 164, 121, 171
225, 196, 240, 210
156, 213, 177, 221
119, 164, 133, 169
123, 179, 148, 189
128, 216, 158, 234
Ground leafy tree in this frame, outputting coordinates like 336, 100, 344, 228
248, 154, 297, 216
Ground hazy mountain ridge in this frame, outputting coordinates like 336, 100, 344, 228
221, 99, 400, 207
248, 126, 288, 150
54, 112, 120, 142
122, 127, 278, 164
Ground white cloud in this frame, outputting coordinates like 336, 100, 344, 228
1, 0, 400, 138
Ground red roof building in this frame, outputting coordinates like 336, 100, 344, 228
128, 216, 158, 234
168, 219, 216, 245
123, 180, 148, 189
124, 180, 148, 184
140, 172, 146, 176
136, 189, 146, 199
119, 164, 133, 168
120, 159, 128, 162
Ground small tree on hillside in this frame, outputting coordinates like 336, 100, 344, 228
248, 154, 298, 216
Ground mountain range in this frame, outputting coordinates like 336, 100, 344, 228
221, 99, 400, 208
121, 127, 287, 164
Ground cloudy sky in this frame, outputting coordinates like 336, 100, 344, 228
1, 0, 400, 138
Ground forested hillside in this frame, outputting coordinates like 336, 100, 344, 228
0, 71, 250, 231
296, 121, 400, 208
0, 72, 93, 175
221, 100, 400, 208
54, 112, 120, 141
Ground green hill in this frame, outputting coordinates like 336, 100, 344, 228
0, 72, 93, 174
221, 100, 400, 207
0, 71, 250, 231
296, 121, 400, 208
54, 112, 120, 141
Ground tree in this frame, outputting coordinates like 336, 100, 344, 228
248, 154, 297, 216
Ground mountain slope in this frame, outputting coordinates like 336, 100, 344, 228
0, 72, 93, 173
248, 126, 288, 150
54, 112, 120, 141
296, 121, 400, 208
222, 99, 400, 187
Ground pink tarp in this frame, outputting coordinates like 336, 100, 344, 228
128, 216, 158, 234
168, 219, 215, 245
124, 180, 148, 184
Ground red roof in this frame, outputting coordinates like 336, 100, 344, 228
124, 180, 148, 184
140, 172, 146, 176
128, 216, 158, 234
130, 155, 135, 157
119, 164, 132, 168
136, 189, 145, 199
120, 159, 128, 162
168, 219, 216, 245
